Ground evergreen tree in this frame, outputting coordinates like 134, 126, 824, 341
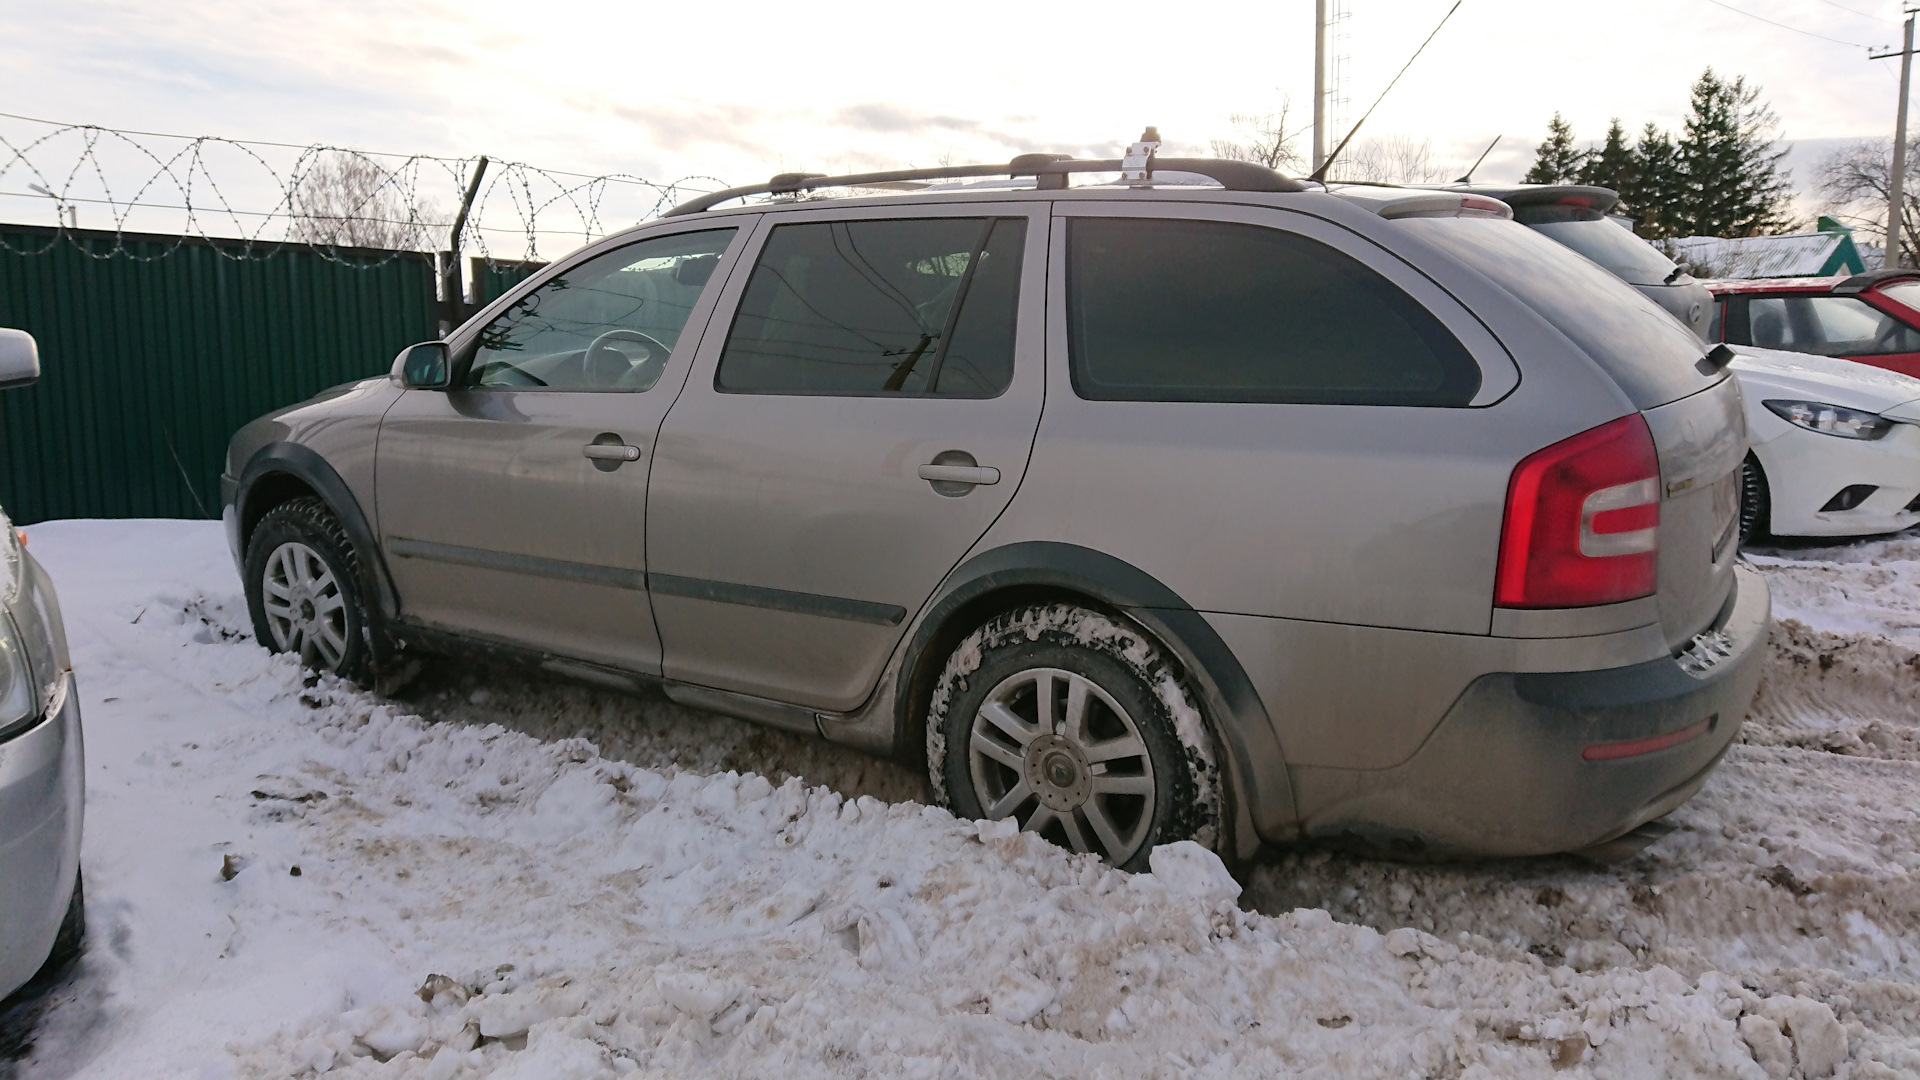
1577, 119, 1639, 210
1524, 113, 1585, 184
1628, 124, 1684, 239
1674, 68, 1795, 237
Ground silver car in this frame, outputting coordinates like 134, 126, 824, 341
1438, 183, 1715, 339
223, 156, 1768, 867
0, 328, 84, 1001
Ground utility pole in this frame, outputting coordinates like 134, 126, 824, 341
1874, 11, 1917, 269
1313, 0, 1328, 175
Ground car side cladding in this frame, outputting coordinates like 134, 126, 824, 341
238, 442, 398, 624
892, 541, 1296, 856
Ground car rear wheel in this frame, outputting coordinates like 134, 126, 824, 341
244, 497, 371, 681
1738, 453, 1770, 546
927, 605, 1218, 871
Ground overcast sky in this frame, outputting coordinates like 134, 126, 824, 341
0, 0, 1912, 240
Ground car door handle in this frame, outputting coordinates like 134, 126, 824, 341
918, 463, 1000, 486
583, 443, 642, 461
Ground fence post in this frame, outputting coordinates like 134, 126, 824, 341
441, 156, 490, 337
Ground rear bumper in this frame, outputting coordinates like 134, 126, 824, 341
0, 673, 84, 998
1292, 564, 1770, 857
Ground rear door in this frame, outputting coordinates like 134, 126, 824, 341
375, 224, 747, 673
645, 203, 1047, 710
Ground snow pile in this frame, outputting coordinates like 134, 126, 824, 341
5, 521, 1919, 1078
1748, 534, 1920, 650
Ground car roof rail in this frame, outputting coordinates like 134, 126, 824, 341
661, 155, 1308, 216
1834, 267, 1920, 294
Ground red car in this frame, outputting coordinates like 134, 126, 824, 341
1708, 269, 1920, 379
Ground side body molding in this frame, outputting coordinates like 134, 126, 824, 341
236, 442, 400, 622
851, 540, 1300, 852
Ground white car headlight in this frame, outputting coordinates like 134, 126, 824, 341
1762, 399, 1895, 440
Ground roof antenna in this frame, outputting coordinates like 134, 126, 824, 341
1453, 134, 1500, 184
1310, 0, 1463, 183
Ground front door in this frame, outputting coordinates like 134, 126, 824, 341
375, 224, 747, 673
1729, 292, 1920, 377
646, 205, 1048, 710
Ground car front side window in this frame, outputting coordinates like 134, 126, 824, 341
1746, 294, 1920, 357
467, 228, 736, 391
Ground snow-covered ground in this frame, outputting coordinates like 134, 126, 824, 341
3, 520, 1919, 1079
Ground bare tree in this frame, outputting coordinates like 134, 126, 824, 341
1816, 138, 1919, 266
289, 150, 439, 250
1329, 136, 1450, 184
1211, 99, 1308, 174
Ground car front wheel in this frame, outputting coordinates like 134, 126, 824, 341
244, 497, 371, 681
1739, 453, 1770, 546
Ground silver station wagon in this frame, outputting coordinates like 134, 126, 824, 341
223, 151, 1769, 869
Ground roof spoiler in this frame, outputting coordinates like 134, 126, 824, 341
1834, 267, 1920, 293
662, 155, 1309, 216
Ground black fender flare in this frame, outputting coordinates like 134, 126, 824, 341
895, 541, 1299, 849
237, 442, 400, 622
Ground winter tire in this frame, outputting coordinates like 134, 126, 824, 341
244, 497, 371, 682
1738, 453, 1769, 546
927, 605, 1219, 871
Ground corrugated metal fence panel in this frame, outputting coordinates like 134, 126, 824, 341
472, 257, 545, 308
0, 225, 438, 523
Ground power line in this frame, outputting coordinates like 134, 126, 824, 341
1815, 0, 1897, 25
1701, 0, 1878, 48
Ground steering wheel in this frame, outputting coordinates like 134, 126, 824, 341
583, 328, 670, 388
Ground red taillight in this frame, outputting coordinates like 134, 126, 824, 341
1495, 415, 1660, 608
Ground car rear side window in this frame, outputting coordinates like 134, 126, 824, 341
1399, 216, 1721, 409
716, 217, 1025, 396
1065, 217, 1480, 405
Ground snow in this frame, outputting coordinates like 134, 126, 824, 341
5, 519, 1920, 1078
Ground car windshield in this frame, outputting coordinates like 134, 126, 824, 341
1398, 215, 1722, 409
1511, 206, 1680, 286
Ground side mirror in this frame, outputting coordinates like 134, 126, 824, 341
0, 329, 40, 390
397, 341, 452, 390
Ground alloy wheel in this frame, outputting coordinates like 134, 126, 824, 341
260, 541, 350, 671
967, 666, 1158, 864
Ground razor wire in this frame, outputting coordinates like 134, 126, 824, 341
0, 111, 728, 268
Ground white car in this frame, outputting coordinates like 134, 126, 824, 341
1730, 344, 1920, 540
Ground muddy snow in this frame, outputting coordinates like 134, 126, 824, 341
3, 521, 1918, 1079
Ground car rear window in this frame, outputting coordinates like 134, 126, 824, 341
1876, 280, 1920, 313
1397, 216, 1721, 409
1512, 210, 1679, 286
1065, 217, 1481, 405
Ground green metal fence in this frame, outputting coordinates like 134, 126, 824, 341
0, 225, 439, 523
472, 256, 545, 308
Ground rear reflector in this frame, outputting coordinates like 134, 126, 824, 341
1583, 716, 1713, 761
1496, 415, 1662, 608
